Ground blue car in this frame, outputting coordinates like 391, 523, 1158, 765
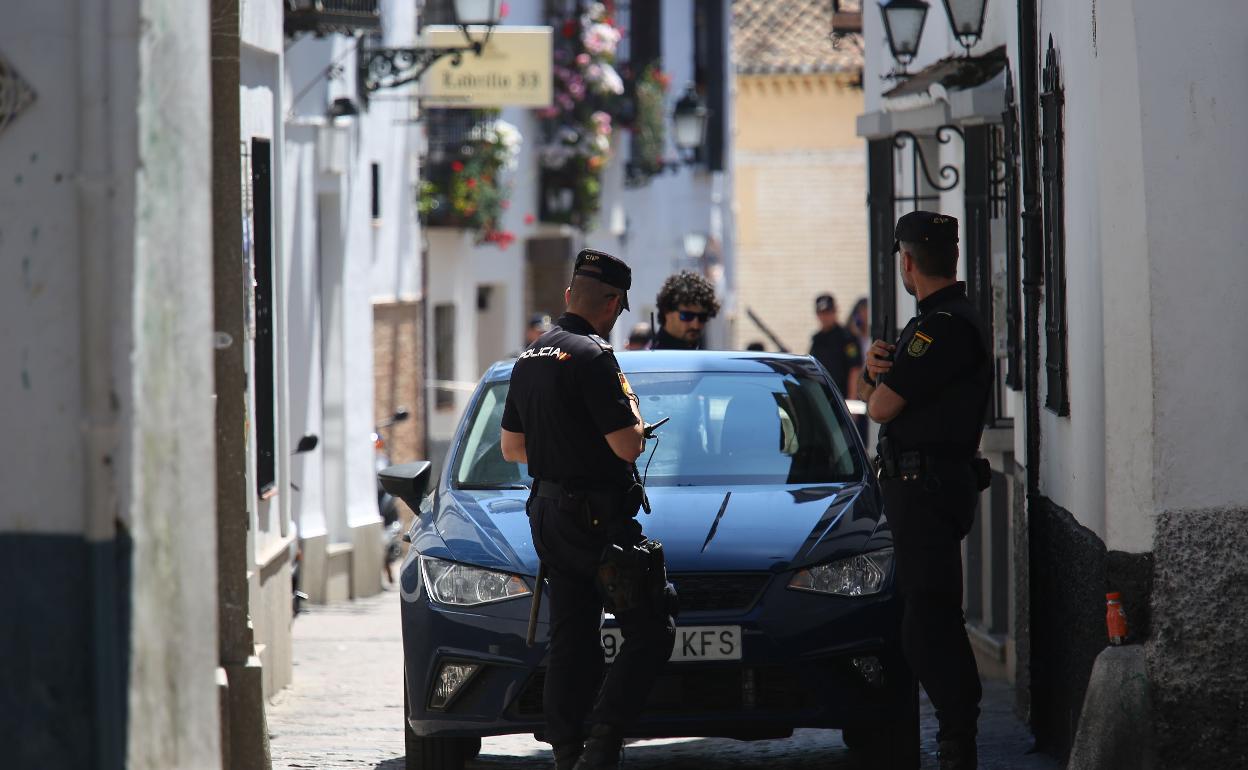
380, 350, 919, 770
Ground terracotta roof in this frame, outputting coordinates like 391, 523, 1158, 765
733, 0, 864, 75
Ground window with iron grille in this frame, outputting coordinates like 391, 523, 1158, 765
249, 138, 278, 498
1040, 36, 1069, 416
420, 108, 492, 228
963, 122, 1013, 427
1002, 69, 1022, 391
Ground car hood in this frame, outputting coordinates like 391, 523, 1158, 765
431, 482, 887, 577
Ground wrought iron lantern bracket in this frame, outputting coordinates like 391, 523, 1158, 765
359, 41, 482, 95
892, 125, 964, 193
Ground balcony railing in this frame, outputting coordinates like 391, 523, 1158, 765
285, 0, 380, 37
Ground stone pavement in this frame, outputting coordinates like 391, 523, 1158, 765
267, 589, 1061, 770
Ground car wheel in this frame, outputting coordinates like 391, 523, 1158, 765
404, 676, 468, 770
843, 679, 920, 769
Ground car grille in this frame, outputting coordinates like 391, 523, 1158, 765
512, 666, 819, 717
669, 573, 771, 613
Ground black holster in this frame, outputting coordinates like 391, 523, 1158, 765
596, 539, 679, 619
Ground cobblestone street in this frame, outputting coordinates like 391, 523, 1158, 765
267, 590, 1060, 769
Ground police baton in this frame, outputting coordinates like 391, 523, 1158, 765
526, 562, 546, 647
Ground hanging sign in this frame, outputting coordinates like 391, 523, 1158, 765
420, 26, 552, 108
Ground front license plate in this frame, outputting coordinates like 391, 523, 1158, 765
602, 625, 742, 663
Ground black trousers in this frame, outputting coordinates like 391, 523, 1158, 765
527, 495, 675, 749
880, 469, 982, 743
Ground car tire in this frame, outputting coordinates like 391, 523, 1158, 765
843, 679, 920, 769
404, 676, 469, 770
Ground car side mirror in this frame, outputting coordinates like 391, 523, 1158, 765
378, 461, 434, 511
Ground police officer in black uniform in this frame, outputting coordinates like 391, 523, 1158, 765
809, 293, 864, 396
858, 212, 992, 770
500, 249, 675, 770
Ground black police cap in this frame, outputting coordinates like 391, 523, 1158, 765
892, 210, 960, 254
573, 248, 632, 310
815, 293, 836, 313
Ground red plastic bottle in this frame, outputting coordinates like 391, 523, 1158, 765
1106, 592, 1128, 645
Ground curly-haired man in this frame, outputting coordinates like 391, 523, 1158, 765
651, 270, 720, 350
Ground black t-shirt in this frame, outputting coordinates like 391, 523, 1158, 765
650, 326, 700, 350
880, 283, 991, 455
501, 313, 638, 488
810, 325, 863, 395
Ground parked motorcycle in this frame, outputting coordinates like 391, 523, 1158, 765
373, 408, 410, 584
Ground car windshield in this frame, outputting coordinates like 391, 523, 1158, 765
453, 370, 863, 489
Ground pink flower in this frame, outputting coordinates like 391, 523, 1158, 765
524, 213, 536, 225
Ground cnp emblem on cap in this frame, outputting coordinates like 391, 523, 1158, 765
892, 210, 960, 254
573, 248, 633, 310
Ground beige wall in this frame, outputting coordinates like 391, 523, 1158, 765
733, 74, 868, 354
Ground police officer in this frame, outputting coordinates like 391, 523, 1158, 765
809, 293, 864, 397
500, 249, 675, 770
858, 212, 991, 770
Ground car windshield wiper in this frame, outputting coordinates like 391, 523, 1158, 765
456, 482, 530, 490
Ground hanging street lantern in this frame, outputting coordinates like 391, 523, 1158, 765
878, 0, 930, 73
453, 0, 504, 48
672, 84, 710, 155
941, 0, 988, 55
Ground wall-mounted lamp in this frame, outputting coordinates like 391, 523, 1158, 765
879, 0, 930, 76
941, 0, 988, 56
359, 0, 503, 98
683, 232, 709, 262
672, 85, 710, 161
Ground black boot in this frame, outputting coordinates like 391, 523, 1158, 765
571, 725, 623, 770
938, 738, 977, 770
553, 741, 583, 770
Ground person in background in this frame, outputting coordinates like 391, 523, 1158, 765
745, 341, 766, 351
650, 271, 720, 350
847, 297, 870, 356
526, 313, 555, 347
846, 297, 872, 440
626, 322, 653, 351
809, 293, 863, 399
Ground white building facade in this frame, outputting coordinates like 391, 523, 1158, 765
1, 0, 220, 767
858, 0, 1248, 766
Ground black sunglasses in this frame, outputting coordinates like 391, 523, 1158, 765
678, 310, 710, 323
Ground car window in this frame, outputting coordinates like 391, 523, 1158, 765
630, 372, 862, 486
454, 383, 528, 488
454, 370, 861, 489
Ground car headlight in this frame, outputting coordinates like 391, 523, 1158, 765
419, 555, 532, 606
788, 548, 894, 597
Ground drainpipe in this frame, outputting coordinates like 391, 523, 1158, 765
1016, 0, 1044, 734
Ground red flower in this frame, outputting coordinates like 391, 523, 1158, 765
451, 160, 464, 172
562, 20, 577, 38
466, 178, 477, 189
524, 213, 536, 225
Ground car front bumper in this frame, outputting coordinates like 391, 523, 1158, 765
401, 559, 909, 740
